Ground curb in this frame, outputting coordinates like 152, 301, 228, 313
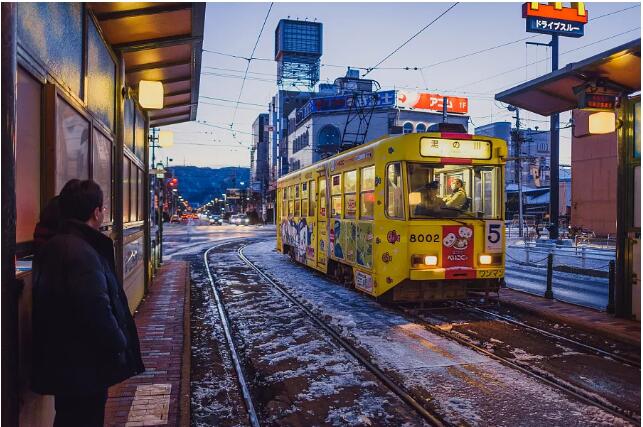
179, 262, 191, 427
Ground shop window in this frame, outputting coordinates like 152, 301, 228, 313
56, 96, 89, 192
92, 128, 112, 222
138, 167, 144, 221
403, 122, 413, 134
87, 16, 115, 130
386, 162, 404, 219
360, 166, 375, 219
17, 3, 83, 98
16, 67, 42, 243
123, 158, 130, 223
416, 123, 426, 133
134, 108, 146, 161
344, 170, 357, 219
124, 98, 135, 152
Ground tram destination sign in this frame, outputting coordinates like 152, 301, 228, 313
522, 2, 587, 38
420, 138, 491, 160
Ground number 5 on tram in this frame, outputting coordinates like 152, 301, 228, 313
276, 128, 507, 302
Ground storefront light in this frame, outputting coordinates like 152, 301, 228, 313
159, 130, 174, 148
138, 80, 164, 109
588, 111, 616, 134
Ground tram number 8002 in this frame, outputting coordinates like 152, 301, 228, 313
409, 234, 440, 243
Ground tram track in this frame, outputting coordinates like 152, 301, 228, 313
236, 245, 445, 426
204, 242, 261, 427
458, 302, 640, 368
401, 304, 641, 425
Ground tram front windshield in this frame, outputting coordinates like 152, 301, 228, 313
407, 162, 501, 220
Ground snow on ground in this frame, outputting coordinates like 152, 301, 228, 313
244, 239, 633, 426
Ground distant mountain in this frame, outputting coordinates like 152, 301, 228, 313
169, 166, 249, 206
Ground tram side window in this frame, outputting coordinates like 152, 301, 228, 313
301, 181, 309, 217
319, 178, 326, 218
294, 198, 301, 217
309, 180, 316, 217
331, 174, 342, 218
281, 189, 287, 218
360, 166, 375, 219
344, 170, 357, 219
386, 163, 404, 219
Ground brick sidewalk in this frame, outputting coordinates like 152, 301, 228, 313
105, 261, 191, 426
500, 288, 640, 346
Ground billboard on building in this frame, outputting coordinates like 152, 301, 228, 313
396, 90, 468, 114
296, 90, 396, 124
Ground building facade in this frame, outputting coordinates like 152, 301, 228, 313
475, 122, 551, 188
250, 113, 270, 219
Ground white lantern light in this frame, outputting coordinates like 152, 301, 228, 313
588, 111, 616, 135
138, 80, 164, 109
158, 130, 174, 148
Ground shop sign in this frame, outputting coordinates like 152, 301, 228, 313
523, 2, 587, 38
396, 91, 468, 114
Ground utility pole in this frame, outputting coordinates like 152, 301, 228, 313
549, 34, 560, 239
509, 105, 524, 238
526, 35, 560, 239
442, 96, 448, 123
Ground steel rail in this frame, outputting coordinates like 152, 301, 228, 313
458, 302, 640, 368
404, 308, 640, 425
237, 246, 445, 427
204, 243, 261, 427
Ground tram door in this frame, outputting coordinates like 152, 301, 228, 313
317, 177, 328, 272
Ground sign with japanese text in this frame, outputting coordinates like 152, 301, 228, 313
420, 138, 491, 159
295, 90, 397, 124
396, 91, 469, 114
442, 225, 475, 279
523, 2, 587, 38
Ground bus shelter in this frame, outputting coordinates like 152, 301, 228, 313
496, 39, 640, 320
1, 3, 205, 424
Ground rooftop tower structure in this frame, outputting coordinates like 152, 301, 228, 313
275, 19, 323, 89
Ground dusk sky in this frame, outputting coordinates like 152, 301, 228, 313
160, 2, 641, 168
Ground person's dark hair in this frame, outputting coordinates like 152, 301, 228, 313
59, 179, 103, 222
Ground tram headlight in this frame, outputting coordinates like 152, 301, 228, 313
479, 254, 493, 265
412, 254, 439, 267
423, 255, 438, 266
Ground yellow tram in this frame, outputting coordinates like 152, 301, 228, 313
276, 129, 507, 302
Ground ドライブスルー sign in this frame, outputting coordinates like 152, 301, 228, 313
522, 2, 587, 38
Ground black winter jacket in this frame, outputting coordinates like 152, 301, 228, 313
31, 220, 144, 395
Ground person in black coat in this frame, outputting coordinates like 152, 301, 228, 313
32, 180, 144, 426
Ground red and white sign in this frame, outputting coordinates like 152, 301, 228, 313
397, 91, 468, 114
442, 225, 475, 279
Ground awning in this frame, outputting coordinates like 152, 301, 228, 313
496, 39, 640, 116
89, 3, 205, 127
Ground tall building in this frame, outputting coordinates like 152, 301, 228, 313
250, 113, 269, 218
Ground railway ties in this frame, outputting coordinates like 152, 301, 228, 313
202, 240, 443, 426
403, 301, 641, 424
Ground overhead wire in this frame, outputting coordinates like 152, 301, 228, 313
230, 2, 274, 128
363, 2, 459, 76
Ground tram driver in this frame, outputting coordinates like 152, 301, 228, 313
443, 178, 467, 210
414, 181, 444, 216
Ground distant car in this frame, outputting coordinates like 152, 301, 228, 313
170, 214, 180, 223
232, 214, 250, 226
209, 215, 223, 225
